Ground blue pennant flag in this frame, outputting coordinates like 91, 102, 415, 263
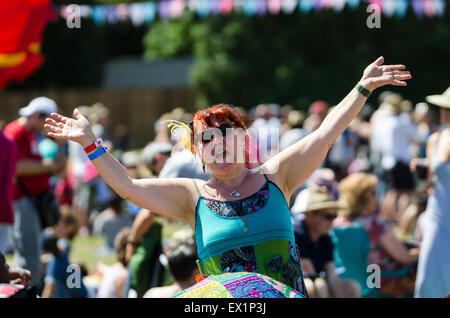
244, 0, 259, 16
197, 0, 212, 18
142, 2, 157, 23
346, 0, 361, 10
394, 0, 409, 18
299, 0, 315, 13
92, 5, 107, 25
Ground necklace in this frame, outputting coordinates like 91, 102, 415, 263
211, 170, 250, 198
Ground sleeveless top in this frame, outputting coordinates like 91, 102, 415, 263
427, 129, 450, 224
193, 173, 307, 296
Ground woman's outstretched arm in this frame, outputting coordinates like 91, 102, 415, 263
44, 109, 195, 227
264, 56, 412, 197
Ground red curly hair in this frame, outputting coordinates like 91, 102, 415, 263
191, 104, 255, 165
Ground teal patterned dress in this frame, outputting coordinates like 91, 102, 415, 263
193, 173, 307, 297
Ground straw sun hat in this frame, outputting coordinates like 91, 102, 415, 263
426, 87, 450, 109
291, 187, 345, 215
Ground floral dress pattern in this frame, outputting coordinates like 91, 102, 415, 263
201, 182, 305, 294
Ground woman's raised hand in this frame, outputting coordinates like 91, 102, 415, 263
360, 56, 412, 91
44, 108, 96, 146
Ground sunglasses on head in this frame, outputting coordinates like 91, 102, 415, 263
199, 122, 236, 145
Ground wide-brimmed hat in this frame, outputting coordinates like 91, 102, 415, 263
291, 187, 345, 215
426, 87, 450, 109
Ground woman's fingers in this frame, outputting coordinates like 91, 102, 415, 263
374, 74, 409, 87
373, 56, 384, 66
392, 80, 408, 86
44, 123, 61, 134
46, 131, 65, 139
45, 117, 65, 128
50, 112, 70, 124
385, 71, 412, 80
383, 64, 406, 72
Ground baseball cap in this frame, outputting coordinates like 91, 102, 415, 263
141, 142, 173, 165
19, 97, 58, 117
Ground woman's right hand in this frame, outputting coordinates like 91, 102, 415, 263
44, 108, 96, 147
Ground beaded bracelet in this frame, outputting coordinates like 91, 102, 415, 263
87, 146, 107, 161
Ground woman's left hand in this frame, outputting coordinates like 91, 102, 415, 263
360, 56, 412, 91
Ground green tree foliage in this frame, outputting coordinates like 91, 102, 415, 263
144, 7, 450, 110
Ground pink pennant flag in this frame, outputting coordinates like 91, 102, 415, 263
369, 0, 383, 9
220, 0, 235, 14
267, 0, 282, 15
60, 5, 71, 20
423, 0, 435, 17
116, 4, 129, 21
170, 0, 186, 18
321, 0, 333, 9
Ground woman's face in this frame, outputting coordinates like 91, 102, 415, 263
194, 117, 247, 175
440, 107, 450, 126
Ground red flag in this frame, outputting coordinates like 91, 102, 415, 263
0, 0, 55, 90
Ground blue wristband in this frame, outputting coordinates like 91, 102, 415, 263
88, 147, 107, 161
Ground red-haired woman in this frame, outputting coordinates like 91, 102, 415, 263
45, 57, 411, 297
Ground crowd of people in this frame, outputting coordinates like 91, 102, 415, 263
1, 78, 449, 298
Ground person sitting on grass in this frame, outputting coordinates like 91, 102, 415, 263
41, 208, 87, 298
0, 252, 37, 298
291, 187, 361, 298
143, 240, 198, 298
40, 235, 88, 298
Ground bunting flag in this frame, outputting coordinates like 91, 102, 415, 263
56, 0, 447, 27
0, 0, 55, 90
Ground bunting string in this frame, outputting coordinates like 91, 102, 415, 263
57, 0, 447, 25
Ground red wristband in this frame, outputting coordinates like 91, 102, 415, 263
84, 138, 103, 154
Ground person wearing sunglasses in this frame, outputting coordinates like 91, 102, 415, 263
44, 56, 411, 297
291, 187, 361, 298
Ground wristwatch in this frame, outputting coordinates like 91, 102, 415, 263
355, 83, 372, 98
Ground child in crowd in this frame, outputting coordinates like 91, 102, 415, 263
41, 207, 88, 298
